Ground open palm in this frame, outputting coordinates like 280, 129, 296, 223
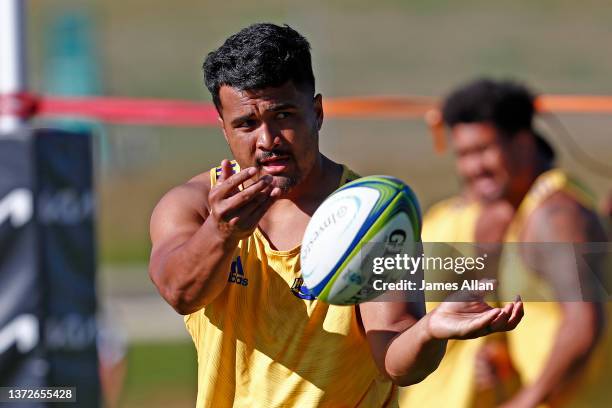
428, 295, 523, 340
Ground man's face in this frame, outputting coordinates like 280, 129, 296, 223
451, 123, 514, 202
218, 81, 322, 193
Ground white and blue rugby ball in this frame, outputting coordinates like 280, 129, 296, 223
300, 176, 421, 305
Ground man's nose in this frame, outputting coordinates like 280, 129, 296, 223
256, 123, 281, 150
462, 155, 485, 179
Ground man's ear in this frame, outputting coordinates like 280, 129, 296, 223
218, 116, 229, 143
313, 93, 324, 131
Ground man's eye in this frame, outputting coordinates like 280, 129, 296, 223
276, 112, 291, 120
238, 119, 256, 128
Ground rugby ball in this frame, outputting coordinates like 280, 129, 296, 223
300, 176, 421, 305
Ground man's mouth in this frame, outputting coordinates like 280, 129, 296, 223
473, 176, 499, 196
258, 155, 291, 173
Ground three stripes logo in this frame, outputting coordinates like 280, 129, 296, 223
228, 256, 248, 286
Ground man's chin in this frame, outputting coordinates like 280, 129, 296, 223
472, 180, 505, 202
469, 181, 499, 200
270, 175, 298, 193
477, 188, 505, 203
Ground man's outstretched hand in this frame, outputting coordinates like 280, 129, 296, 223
427, 292, 523, 340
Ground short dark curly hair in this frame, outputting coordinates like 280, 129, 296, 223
442, 78, 555, 161
203, 23, 315, 110
442, 78, 535, 135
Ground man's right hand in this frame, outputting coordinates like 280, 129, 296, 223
149, 159, 280, 314
208, 160, 281, 240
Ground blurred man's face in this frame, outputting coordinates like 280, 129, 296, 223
218, 81, 322, 193
451, 123, 513, 202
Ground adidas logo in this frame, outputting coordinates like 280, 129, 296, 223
228, 256, 248, 286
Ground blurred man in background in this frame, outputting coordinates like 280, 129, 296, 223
434, 78, 610, 407
398, 189, 499, 408
399, 114, 515, 407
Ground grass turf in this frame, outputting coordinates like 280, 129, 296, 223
119, 341, 197, 408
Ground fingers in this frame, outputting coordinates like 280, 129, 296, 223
215, 176, 273, 224
213, 160, 242, 202
489, 295, 524, 333
217, 159, 234, 183
223, 175, 273, 210
470, 308, 501, 336
226, 187, 281, 230
209, 159, 284, 236
225, 184, 275, 220
213, 166, 258, 198
489, 309, 510, 331
506, 296, 524, 330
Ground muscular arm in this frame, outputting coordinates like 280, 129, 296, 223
149, 179, 236, 314
358, 300, 445, 386
149, 161, 279, 314
508, 193, 608, 406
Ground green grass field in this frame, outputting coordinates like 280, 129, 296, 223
120, 341, 197, 408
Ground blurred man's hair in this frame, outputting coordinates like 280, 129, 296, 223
203, 23, 315, 110
442, 78, 555, 161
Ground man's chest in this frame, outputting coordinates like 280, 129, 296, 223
257, 210, 311, 251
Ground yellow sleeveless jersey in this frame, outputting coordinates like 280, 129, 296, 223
185, 161, 397, 408
399, 196, 488, 408
499, 168, 612, 407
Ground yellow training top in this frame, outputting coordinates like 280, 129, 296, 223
185, 162, 397, 408
499, 168, 612, 407
399, 195, 487, 408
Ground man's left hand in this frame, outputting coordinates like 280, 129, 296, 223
427, 294, 523, 340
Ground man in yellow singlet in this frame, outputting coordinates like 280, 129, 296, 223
148, 26, 523, 407
398, 194, 500, 408
439, 78, 610, 407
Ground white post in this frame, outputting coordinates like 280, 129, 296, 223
0, 0, 27, 134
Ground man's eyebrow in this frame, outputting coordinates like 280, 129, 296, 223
229, 103, 298, 126
267, 102, 299, 112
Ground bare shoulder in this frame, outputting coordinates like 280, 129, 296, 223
149, 171, 212, 246
525, 191, 607, 242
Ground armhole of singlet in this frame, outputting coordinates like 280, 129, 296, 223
209, 168, 218, 187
